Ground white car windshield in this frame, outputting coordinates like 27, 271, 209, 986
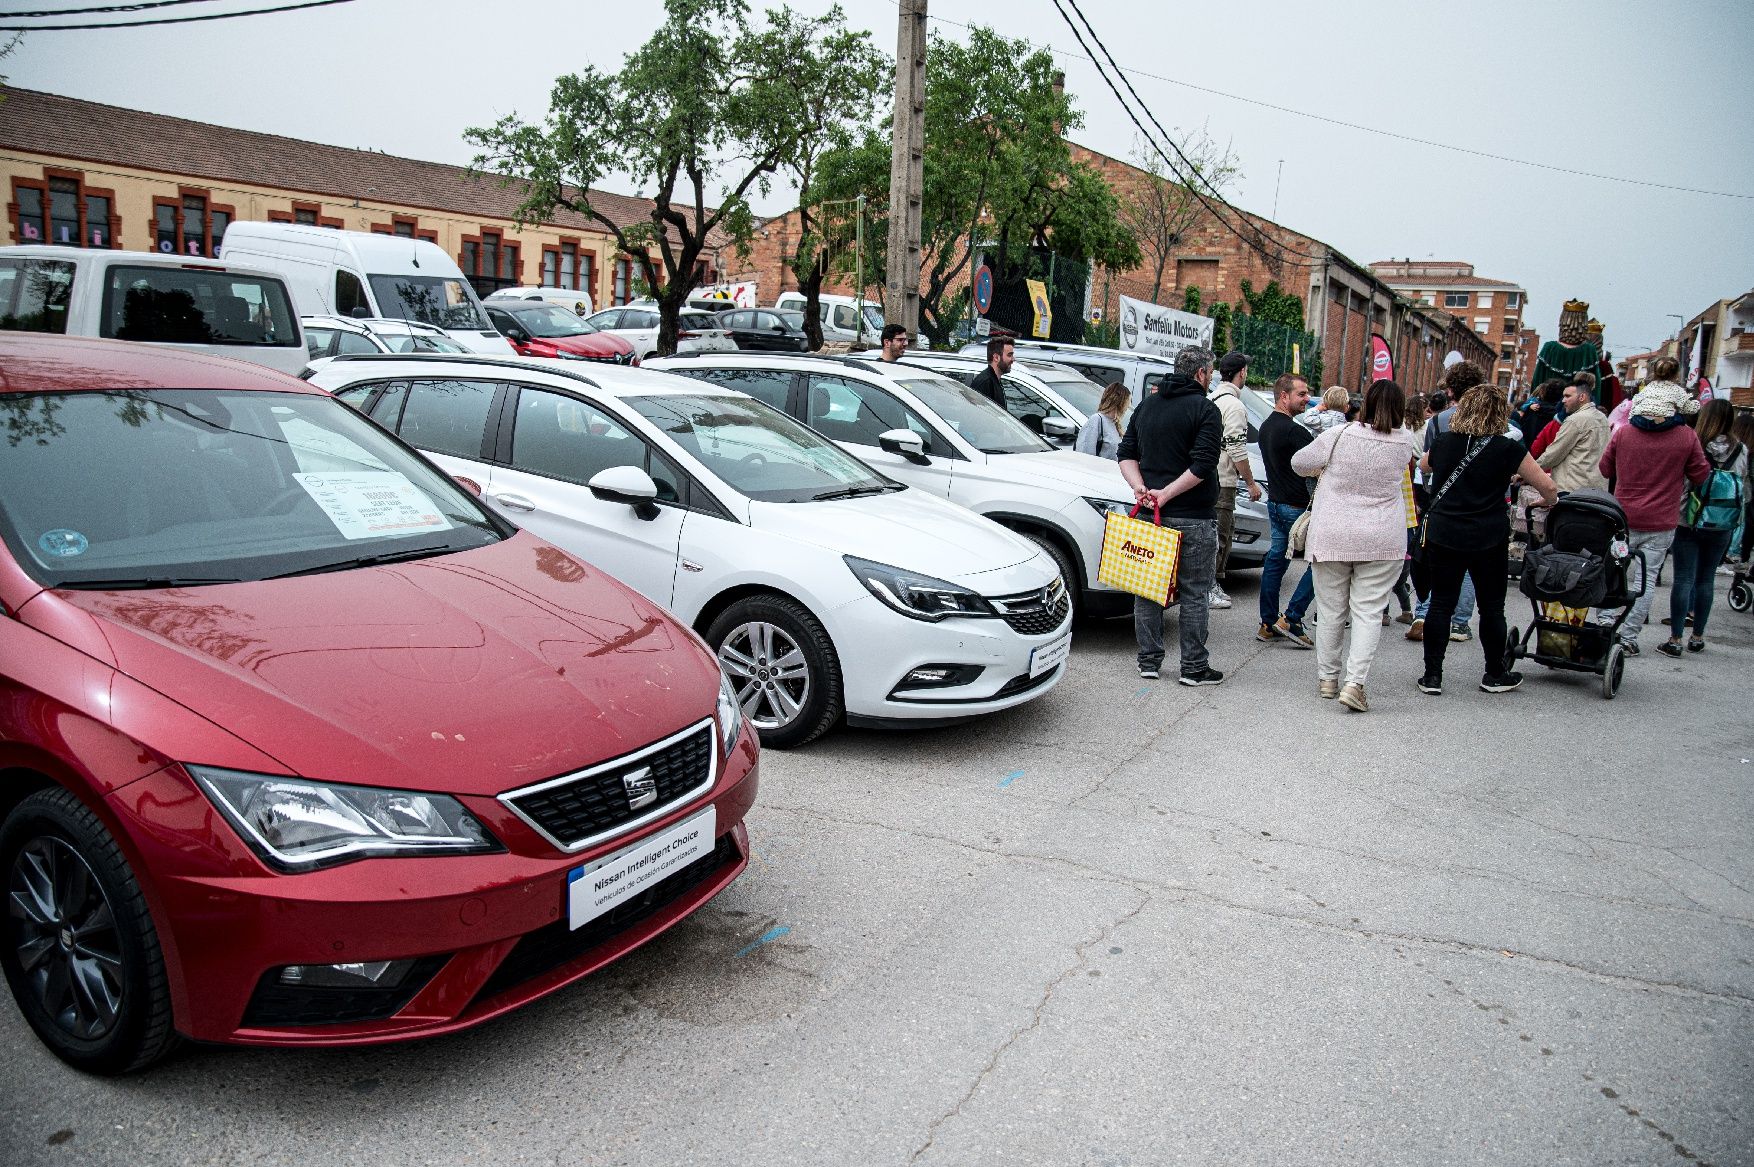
0, 389, 502, 588
892, 376, 1053, 455
368, 275, 489, 331
1025, 366, 1102, 417
628, 394, 901, 504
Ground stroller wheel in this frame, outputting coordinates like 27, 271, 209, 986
1503, 625, 1521, 669
1731, 581, 1752, 613
1602, 642, 1625, 700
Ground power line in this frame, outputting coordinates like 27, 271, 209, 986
0, 0, 354, 30
922, 2, 1753, 202
0, 2, 222, 18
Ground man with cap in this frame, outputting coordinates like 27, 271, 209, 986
1207, 349, 1262, 609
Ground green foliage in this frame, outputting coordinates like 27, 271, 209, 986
467, 0, 875, 355
815, 25, 1139, 348
1230, 311, 1320, 388
1209, 301, 1232, 357
1237, 278, 1305, 330
1085, 319, 1120, 349
1182, 285, 1202, 315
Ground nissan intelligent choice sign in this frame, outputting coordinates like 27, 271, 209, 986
1118, 295, 1214, 362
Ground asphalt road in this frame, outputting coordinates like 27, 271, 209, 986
4, 567, 1750, 1167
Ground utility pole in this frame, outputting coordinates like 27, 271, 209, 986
886, 0, 926, 336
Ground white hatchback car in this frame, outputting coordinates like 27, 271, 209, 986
301, 314, 470, 359
646, 353, 1140, 618
307, 354, 1072, 747
583, 303, 738, 359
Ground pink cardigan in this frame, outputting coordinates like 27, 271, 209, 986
1290, 423, 1417, 563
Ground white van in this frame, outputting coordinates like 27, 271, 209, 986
484, 285, 594, 316
219, 223, 512, 355
0, 246, 307, 374
772, 291, 893, 347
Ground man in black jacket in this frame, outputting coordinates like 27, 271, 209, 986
1117, 346, 1225, 685
969, 335, 1013, 406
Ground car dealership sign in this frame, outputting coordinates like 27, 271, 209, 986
1118, 295, 1214, 362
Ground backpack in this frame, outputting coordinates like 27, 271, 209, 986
1682, 445, 1745, 531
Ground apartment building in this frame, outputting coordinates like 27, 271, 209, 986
1368, 260, 1531, 390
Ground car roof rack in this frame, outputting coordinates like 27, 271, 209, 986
306, 352, 603, 390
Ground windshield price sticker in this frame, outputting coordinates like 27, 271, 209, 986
294, 472, 452, 541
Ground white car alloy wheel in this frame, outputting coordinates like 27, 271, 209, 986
718, 620, 811, 731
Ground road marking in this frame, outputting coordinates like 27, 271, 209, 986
735, 925, 790, 957
998, 770, 1025, 789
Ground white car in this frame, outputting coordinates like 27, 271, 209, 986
485, 285, 595, 316
583, 303, 737, 359
301, 314, 469, 359
307, 353, 1072, 747
646, 352, 1140, 619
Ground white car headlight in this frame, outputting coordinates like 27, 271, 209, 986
716, 670, 746, 756
1084, 496, 1133, 517
189, 766, 500, 870
844, 555, 995, 621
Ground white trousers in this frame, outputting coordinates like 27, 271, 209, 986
1311, 559, 1403, 686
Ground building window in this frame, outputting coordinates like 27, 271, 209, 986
1506, 292, 1521, 309
10, 172, 118, 248
151, 188, 235, 257
1476, 291, 1493, 308
1496, 370, 1511, 387
1499, 342, 1516, 360
541, 240, 595, 293
1443, 292, 1469, 308
289, 200, 343, 230
461, 228, 520, 296
1473, 317, 1490, 334
1502, 317, 1518, 336
691, 259, 712, 287
369, 214, 436, 242
613, 257, 635, 305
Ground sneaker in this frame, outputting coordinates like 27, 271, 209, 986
1395, 611, 1416, 625
1618, 639, 1641, 657
1687, 637, 1706, 653
1416, 673, 1443, 695
1318, 679, 1339, 699
1256, 621, 1283, 643
1448, 625, 1472, 643
1179, 667, 1225, 687
1479, 671, 1523, 693
1381, 612, 1394, 627
1405, 619, 1425, 641
1338, 682, 1369, 712
1275, 617, 1314, 648
1208, 587, 1232, 610
1657, 639, 1683, 658
1139, 664, 1160, 680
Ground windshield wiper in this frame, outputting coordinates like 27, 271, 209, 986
57, 577, 242, 591
811, 484, 897, 501
266, 544, 452, 579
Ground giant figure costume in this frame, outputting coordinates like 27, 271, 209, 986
1532, 298, 1601, 403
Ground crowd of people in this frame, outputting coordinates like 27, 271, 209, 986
1103, 345, 1749, 708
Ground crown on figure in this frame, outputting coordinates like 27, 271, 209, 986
1586, 318, 1604, 332
1563, 299, 1590, 314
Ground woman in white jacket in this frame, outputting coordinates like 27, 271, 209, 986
1074, 382, 1130, 460
1289, 379, 1418, 712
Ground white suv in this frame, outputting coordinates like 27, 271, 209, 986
307, 354, 1071, 747
646, 352, 1139, 618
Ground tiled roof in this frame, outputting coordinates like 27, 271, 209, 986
1379, 274, 1523, 289
0, 88, 729, 249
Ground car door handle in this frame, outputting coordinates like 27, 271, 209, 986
488, 491, 535, 512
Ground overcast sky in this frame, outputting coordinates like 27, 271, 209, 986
9, 0, 1751, 358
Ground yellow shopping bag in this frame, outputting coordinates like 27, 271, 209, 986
1099, 503, 1183, 603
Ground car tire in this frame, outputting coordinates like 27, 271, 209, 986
706, 594, 843, 749
1022, 532, 1081, 621
0, 787, 179, 1075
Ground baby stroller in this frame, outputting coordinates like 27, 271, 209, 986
1505, 490, 1642, 699
1730, 560, 1752, 614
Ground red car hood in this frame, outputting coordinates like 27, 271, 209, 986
56, 533, 719, 797
528, 332, 632, 359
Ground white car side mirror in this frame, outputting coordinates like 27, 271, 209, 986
1042, 416, 1077, 440
877, 428, 928, 463
588, 465, 661, 520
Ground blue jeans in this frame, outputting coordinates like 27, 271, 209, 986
1259, 501, 1315, 626
1136, 517, 1219, 675
1669, 526, 1734, 637
1416, 569, 1475, 627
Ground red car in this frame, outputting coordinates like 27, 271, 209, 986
483, 300, 638, 364
0, 334, 756, 1073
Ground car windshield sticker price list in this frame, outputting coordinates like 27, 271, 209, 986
294, 472, 452, 540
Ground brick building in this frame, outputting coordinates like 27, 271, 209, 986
748, 139, 1494, 400
1, 88, 733, 310
1367, 260, 1532, 391
1513, 328, 1542, 393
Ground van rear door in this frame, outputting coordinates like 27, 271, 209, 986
95, 260, 308, 374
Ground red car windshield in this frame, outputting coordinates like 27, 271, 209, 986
505, 304, 599, 338
0, 389, 506, 588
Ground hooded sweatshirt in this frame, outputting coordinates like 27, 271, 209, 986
1117, 372, 1223, 519
1599, 420, 1710, 532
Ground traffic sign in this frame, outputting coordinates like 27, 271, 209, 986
975, 316, 992, 337
973, 265, 993, 315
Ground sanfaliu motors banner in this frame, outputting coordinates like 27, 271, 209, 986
1118, 295, 1214, 362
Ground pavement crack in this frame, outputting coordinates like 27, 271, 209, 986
908, 887, 1152, 1163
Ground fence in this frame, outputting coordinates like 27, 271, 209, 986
1229, 313, 1322, 389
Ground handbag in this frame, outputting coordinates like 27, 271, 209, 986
1416, 434, 1491, 558
1099, 500, 1183, 603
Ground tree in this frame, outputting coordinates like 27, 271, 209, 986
1117, 127, 1241, 305
778, 19, 886, 351
467, 0, 868, 356
1182, 285, 1202, 315
816, 26, 1139, 348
